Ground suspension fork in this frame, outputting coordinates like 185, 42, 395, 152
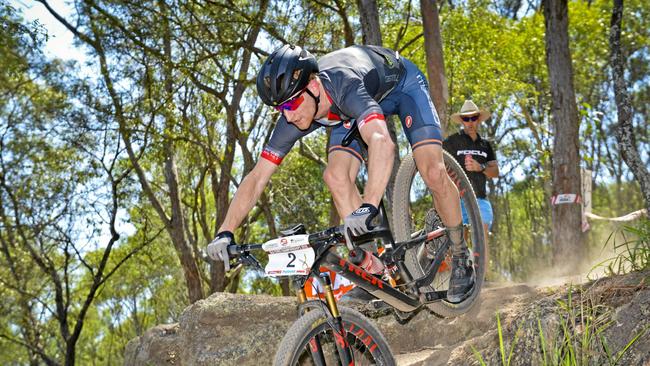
320, 273, 354, 365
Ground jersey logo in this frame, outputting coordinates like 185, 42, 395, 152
405, 115, 413, 128
457, 150, 488, 158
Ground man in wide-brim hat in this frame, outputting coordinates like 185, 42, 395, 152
450, 100, 491, 124
444, 100, 499, 274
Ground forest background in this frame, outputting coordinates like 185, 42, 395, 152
1, 0, 648, 364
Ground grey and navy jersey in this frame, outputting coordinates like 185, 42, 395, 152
260, 45, 444, 165
260, 45, 404, 165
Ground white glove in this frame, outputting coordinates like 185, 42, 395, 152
207, 231, 235, 271
343, 203, 378, 249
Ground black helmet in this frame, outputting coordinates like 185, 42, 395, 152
256, 44, 319, 107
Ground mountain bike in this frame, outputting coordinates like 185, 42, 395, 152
223, 124, 486, 365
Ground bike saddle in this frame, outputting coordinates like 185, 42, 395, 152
341, 121, 366, 148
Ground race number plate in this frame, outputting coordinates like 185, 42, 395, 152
263, 234, 315, 277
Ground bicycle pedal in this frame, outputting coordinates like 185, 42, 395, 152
421, 290, 447, 303
367, 299, 391, 311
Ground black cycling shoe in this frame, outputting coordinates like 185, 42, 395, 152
447, 253, 473, 303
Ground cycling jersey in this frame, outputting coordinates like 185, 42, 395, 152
261, 45, 443, 165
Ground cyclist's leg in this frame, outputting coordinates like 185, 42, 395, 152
412, 145, 462, 229
389, 58, 461, 231
325, 123, 364, 218
394, 58, 471, 300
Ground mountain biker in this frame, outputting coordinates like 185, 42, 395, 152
207, 44, 472, 302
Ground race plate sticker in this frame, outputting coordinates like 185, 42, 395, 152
263, 235, 315, 277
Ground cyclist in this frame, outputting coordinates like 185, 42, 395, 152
207, 44, 472, 302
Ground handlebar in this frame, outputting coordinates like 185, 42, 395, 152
225, 224, 394, 271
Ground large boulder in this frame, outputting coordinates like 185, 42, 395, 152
125, 292, 297, 366
124, 284, 536, 365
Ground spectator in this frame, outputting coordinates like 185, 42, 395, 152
444, 100, 499, 270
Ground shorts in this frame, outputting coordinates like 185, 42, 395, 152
461, 198, 493, 230
328, 59, 443, 162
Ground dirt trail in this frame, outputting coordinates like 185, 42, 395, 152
364, 282, 538, 365
384, 270, 649, 366
124, 270, 649, 365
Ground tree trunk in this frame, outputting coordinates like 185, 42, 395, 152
332, 0, 355, 46
543, 0, 585, 273
356, 0, 382, 46
420, 0, 449, 133
609, 0, 650, 212
159, 0, 204, 302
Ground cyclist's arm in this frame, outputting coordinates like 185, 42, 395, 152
359, 116, 395, 207
218, 158, 278, 233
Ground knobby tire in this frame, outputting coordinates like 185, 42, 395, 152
273, 306, 395, 366
391, 150, 486, 317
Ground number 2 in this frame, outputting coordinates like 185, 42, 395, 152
287, 253, 296, 268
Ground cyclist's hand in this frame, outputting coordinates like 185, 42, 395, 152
344, 203, 378, 248
207, 231, 235, 271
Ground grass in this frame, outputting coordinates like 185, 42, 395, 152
591, 219, 650, 276
473, 220, 649, 365
472, 285, 647, 366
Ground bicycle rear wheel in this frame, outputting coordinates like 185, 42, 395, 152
273, 306, 395, 366
391, 150, 486, 317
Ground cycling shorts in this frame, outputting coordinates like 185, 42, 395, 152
328, 59, 443, 162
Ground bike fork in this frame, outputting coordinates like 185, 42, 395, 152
296, 285, 327, 366
321, 274, 354, 365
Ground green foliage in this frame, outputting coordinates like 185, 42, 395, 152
269, 134, 331, 233
474, 286, 647, 365
592, 219, 650, 276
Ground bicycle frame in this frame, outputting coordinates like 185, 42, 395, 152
232, 223, 452, 314
311, 226, 451, 312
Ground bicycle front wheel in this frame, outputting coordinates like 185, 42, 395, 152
391, 150, 486, 317
273, 306, 395, 366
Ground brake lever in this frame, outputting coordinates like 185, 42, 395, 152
239, 253, 263, 271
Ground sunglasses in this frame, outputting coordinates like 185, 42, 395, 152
275, 89, 306, 112
461, 115, 480, 122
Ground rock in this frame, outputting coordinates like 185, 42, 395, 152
124, 270, 650, 366
125, 292, 297, 366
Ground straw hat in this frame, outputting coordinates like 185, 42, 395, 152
451, 100, 491, 124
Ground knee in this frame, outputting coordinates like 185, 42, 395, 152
323, 167, 354, 193
421, 162, 447, 193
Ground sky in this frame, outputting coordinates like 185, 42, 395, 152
17, 0, 87, 62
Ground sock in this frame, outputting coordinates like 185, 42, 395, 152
446, 224, 467, 257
